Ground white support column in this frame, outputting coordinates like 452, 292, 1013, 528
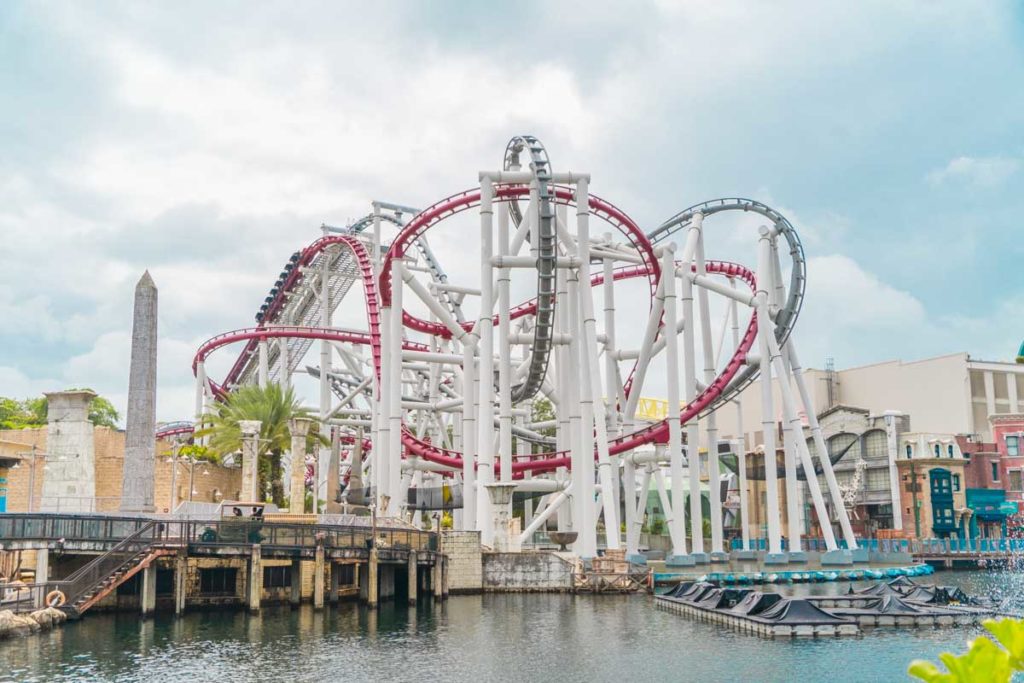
730, 284, 752, 555
662, 245, 691, 565
757, 228, 785, 562
378, 305, 392, 512
279, 338, 291, 390
679, 226, 706, 564
575, 177, 620, 550
476, 177, 495, 545
319, 249, 332, 505
194, 361, 206, 445
497, 189, 513, 483
461, 342, 477, 530
884, 410, 904, 532
388, 259, 404, 516
694, 230, 726, 562
786, 342, 857, 554
258, 339, 269, 389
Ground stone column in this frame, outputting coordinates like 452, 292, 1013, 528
432, 556, 442, 601
407, 550, 417, 605
289, 418, 313, 513
34, 548, 49, 608
141, 563, 157, 617
289, 559, 302, 607
247, 545, 262, 613
41, 390, 96, 513
442, 556, 449, 599
121, 271, 158, 513
313, 545, 325, 610
367, 548, 379, 608
239, 421, 262, 502
175, 550, 188, 616
484, 483, 518, 552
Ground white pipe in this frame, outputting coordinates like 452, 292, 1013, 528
476, 178, 495, 545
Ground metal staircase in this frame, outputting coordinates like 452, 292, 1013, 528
56, 521, 172, 618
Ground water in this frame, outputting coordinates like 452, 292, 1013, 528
1, 570, 1017, 683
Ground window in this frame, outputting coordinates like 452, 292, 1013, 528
992, 462, 1000, 482
948, 444, 955, 458
200, 568, 238, 595
934, 444, 941, 458
1008, 436, 1020, 457
866, 468, 890, 491
829, 433, 861, 461
905, 444, 913, 459
863, 431, 887, 459
1009, 470, 1023, 492
952, 474, 961, 492
263, 565, 291, 588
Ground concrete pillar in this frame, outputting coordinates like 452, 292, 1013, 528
41, 390, 96, 513
33, 548, 49, 608
239, 421, 262, 501
141, 563, 157, 618
314, 545, 325, 611
247, 545, 262, 613
433, 556, 442, 601
289, 418, 313, 513
329, 562, 340, 605
289, 559, 302, 607
174, 550, 188, 616
358, 561, 368, 602
367, 548, 379, 608
122, 271, 158, 513
407, 551, 417, 605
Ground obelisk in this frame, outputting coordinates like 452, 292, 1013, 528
121, 271, 158, 513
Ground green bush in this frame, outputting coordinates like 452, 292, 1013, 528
909, 617, 1024, 682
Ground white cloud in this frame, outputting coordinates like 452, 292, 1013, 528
927, 155, 1020, 188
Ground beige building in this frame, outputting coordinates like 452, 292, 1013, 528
0, 425, 240, 515
716, 352, 1024, 448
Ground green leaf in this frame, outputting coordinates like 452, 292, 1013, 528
909, 636, 1012, 683
984, 618, 1024, 671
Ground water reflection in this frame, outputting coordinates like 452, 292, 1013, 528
0, 571, 1016, 683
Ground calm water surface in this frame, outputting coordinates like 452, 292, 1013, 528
1, 570, 1018, 683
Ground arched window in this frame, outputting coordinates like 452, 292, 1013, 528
947, 444, 955, 458
934, 444, 941, 458
905, 444, 913, 459
828, 433, 860, 462
863, 430, 887, 459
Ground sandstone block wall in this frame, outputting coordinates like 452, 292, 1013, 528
442, 530, 482, 593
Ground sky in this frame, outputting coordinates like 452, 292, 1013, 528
1, 1, 1023, 425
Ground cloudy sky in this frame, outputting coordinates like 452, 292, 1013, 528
2, 1, 1022, 424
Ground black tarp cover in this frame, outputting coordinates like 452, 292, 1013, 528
755, 599, 854, 625
731, 591, 783, 616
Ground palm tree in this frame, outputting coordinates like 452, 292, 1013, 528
194, 384, 322, 507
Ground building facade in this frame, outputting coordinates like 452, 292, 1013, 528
895, 433, 968, 539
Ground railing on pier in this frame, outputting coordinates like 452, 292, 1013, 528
727, 536, 1024, 555
0, 513, 437, 553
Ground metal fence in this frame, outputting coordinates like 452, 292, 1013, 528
0, 513, 437, 553
728, 536, 1024, 555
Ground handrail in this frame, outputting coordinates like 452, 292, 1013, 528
56, 521, 159, 607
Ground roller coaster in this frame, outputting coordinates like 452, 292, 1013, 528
168, 135, 860, 564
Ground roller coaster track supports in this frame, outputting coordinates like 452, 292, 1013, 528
476, 176, 496, 546
681, 216, 706, 563
497, 182, 513, 485
318, 241, 333, 506
787, 340, 856, 550
757, 227, 786, 560
663, 245, 689, 562
696, 228, 726, 561
731, 284, 751, 552
575, 177, 621, 551
388, 257, 404, 515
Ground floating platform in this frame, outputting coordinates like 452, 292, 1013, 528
653, 576, 1002, 639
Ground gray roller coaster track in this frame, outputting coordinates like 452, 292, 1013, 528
645, 198, 806, 418
503, 135, 557, 403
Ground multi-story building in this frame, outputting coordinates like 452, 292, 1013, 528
895, 433, 968, 539
956, 435, 1009, 539
716, 352, 1024, 447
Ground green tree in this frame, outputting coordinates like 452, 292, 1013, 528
194, 383, 322, 507
909, 617, 1024, 682
0, 390, 119, 429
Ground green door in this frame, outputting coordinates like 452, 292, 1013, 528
930, 468, 954, 537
